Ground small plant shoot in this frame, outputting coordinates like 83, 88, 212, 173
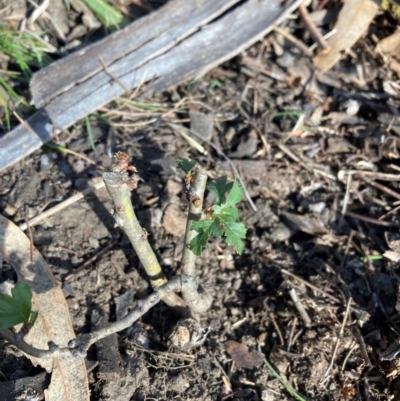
0, 281, 37, 329
190, 177, 247, 255
176, 159, 198, 175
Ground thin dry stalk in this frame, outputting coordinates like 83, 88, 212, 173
288, 287, 312, 328
345, 210, 397, 227
99, 56, 130, 94
65, 239, 117, 280
287, 317, 298, 352
298, 3, 330, 53
281, 268, 342, 304
0, 275, 192, 359
358, 175, 400, 201
352, 324, 371, 367
19, 178, 105, 231
273, 26, 312, 57
321, 297, 352, 381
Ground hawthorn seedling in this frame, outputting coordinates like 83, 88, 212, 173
0, 156, 247, 359
177, 161, 247, 256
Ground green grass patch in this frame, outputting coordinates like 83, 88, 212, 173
81, 0, 130, 30
0, 28, 53, 76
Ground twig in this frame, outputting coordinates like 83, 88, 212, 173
26, 0, 50, 28
357, 174, 400, 201
99, 56, 130, 94
281, 269, 342, 305
288, 288, 312, 328
298, 3, 330, 53
341, 171, 353, 216
340, 170, 400, 181
322, 297, 352, 381
19, 178, 105, 231
287, 317, 298, 352
352, 324, 371, 367
167, 122, 257, 212
278, 143, 336, 181
339, 230, 355, 271
345, 210, 399, 227
379, 204, 400, 220
45, 142, 96, 165
273, 26, 313, 57
341, 342, 358, 372
0, 275, 193, 359
64, 239, 118, 281
103, 168, 185, 309
180, 165, 212, 313
264, 301, 285, 346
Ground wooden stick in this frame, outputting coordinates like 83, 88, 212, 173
298, 3, 330, 52
19, 178, 105, 231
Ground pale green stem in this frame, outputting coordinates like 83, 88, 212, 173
103, 171, 185, 309
181, 166, 212, 313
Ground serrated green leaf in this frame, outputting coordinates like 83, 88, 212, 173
191, 219, 223, 237
213, 204, 239, 222
225, 179, 243, 207
224, 221, 247, 255
176, 159, 197, 174
190, 231, 210, 256
207, 176, 233, 205
0, 282, 32, 329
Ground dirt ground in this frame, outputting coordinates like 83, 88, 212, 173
2, 1, 400, 400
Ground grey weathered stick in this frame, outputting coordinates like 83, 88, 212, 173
181, 166, 212, 313
0, 275, 194, 359
103, 169, 185, 309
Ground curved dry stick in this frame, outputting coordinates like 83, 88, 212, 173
103, 169, 185, 309
181, 165, 212, 313
298, 3, 330, 53
0, 275, 194, 359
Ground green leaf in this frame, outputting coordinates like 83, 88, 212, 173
224, 221, 247, 255
0, 282, 32, 329
12, 281, 32, 314
207, 176, 233, 205
81, 0, 130, 30
28, 311, 39, 326
225, 179, 243, 207
190, 219, 225, 255
190, 231, 210, 256
213, 204, 239, 222
85, 116, 95, 152
176, 159, 197, 174
191, 219, 223, 237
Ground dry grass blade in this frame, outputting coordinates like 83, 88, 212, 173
0, 215, 89, 400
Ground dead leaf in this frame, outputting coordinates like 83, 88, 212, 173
377, 30, 400, 59
226, 340, 265, 369
313, 0, 379, 72
0, 215, 89, 401
282, 211, 328, 236
384, 251, 400, 262
326, 137, 352, 154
